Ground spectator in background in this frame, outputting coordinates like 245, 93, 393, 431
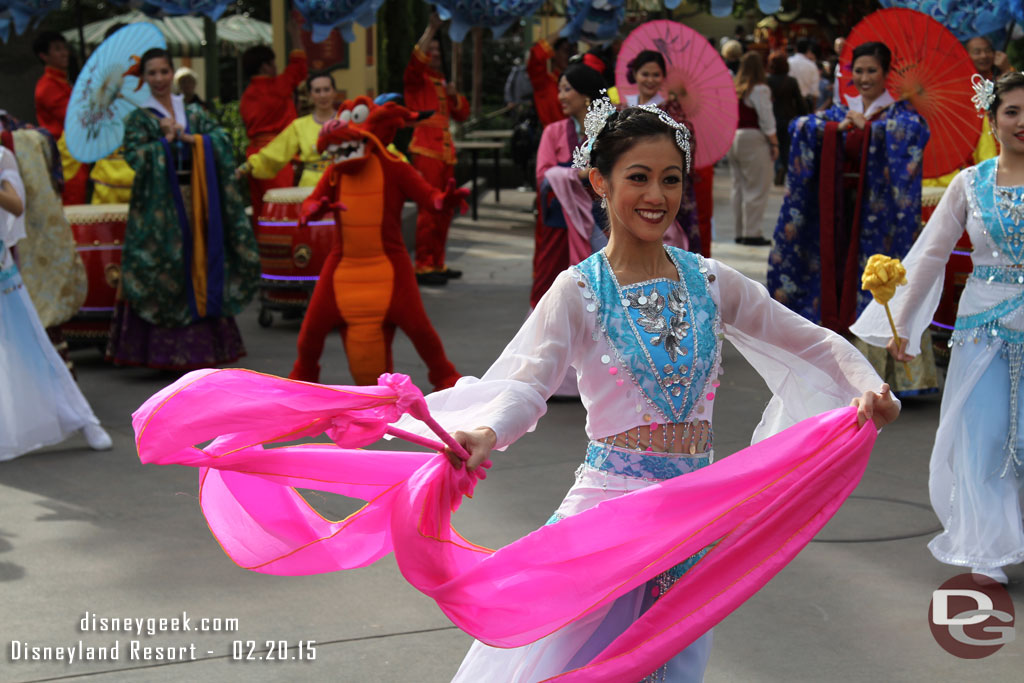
721, 39, 743, 75
788, 37, 819, 112
966, 35, 1013, 81
33, 30, 88, 204
817, 61, 835, 111
239, 18, 307, 221
528, 32, 575, 127
728, 52, 777, 246
174, 67, 209, 111
833, 36, 847, 107
733, 23, 748, 50
766, 50, 807, 185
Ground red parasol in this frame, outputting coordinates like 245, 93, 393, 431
615, 20, 737, 169
838, 7, 981, 178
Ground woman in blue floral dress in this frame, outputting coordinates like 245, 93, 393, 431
766, 41, 938, 395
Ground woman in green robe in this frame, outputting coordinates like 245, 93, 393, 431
106, 47, 259, 370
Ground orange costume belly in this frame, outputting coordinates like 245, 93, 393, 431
332, 156, 394, 383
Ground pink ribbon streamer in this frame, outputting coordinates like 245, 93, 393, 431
133, 369, 876, 681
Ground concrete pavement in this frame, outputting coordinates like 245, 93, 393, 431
2, 170, 1021, 682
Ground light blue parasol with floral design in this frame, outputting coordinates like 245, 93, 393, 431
64, 23, 166, 164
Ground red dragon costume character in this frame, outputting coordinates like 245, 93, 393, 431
289, 96, 468, 390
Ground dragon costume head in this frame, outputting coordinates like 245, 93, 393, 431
317, 96, 425, 174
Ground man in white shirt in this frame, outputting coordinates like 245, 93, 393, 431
788, 38, 819, 111
832, 36, 847, 107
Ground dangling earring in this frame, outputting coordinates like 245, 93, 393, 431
600, 194, 608, 210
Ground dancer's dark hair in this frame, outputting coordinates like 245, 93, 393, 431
851, 41, 892, 74
590, 107, 685, 177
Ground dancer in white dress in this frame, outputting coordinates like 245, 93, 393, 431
852, 72, 1024, 584
0, 146, 112, 461
418, 102, 898, 681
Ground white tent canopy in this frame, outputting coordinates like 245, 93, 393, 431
63, 10, 271, 58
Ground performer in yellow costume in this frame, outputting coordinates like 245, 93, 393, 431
242, 72, 338, 188
89, 147, 134, 204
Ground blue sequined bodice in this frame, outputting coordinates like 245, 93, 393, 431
975, 159, 1024, 265
574, 247, 719, 423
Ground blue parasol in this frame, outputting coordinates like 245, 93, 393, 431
64, 23, 166, 164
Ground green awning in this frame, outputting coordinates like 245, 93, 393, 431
63, 10, 271, 58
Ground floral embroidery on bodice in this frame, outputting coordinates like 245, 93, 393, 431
574, 247, 721, 423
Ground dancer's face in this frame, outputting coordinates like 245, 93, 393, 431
558, 76, 589, 119
851, 55, 887, 103
993, 88, 1024, 156
40, 40, 69, 70
590, 136, 684, 244
144, 57, 174, 99
309, 76, 336, 112
634, 62, 664, 101
426, 39, 443, 72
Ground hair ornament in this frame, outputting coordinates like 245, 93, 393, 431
571, 95, 694, 173
571, 93, 617, 169
636, 103, 692, 173
971, 73, 995, 113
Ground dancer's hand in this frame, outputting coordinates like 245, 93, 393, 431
886, 336, 915, 362
158, 117, 177, 141
445, 427, 496, 472
851, 384, 900, 430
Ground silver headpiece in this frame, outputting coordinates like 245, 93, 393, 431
571, 94, 617, 169
571, 95, 693, 173
636, 103, 692, 174
971, 73, 995, 113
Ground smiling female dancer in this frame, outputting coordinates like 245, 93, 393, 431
434, 100, 899, 681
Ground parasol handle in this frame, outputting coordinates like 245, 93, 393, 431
883, 303, 913, 382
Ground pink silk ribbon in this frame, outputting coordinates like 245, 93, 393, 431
133, 369, 876, 681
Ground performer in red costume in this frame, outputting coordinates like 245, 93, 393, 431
404, 13, 470, 286
527, 32, 574, 127
239, 19, 307, 222
289, 96, 468, 391
33, 31, 88, 204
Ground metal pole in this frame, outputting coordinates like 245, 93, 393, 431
75, 0, 87, 68
204, 16, 219, 103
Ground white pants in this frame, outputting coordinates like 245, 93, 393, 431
727, 129, 772, 239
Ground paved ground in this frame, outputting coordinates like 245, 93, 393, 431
2, 169, 1022, 682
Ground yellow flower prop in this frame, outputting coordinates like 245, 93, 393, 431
861, 254, 912, 381
861, 254, 907, 305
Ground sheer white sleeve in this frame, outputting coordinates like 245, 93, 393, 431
394, 270, 584, 450
850, 171, 968, 355
710, 260, 892, 442
0, 147, 26, 261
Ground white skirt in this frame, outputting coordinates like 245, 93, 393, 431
0, 263, 100, 461
928, 338, 1024, 569
452, 460, 714, 683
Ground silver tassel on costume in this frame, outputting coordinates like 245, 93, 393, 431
1000, 342, 1024, 477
